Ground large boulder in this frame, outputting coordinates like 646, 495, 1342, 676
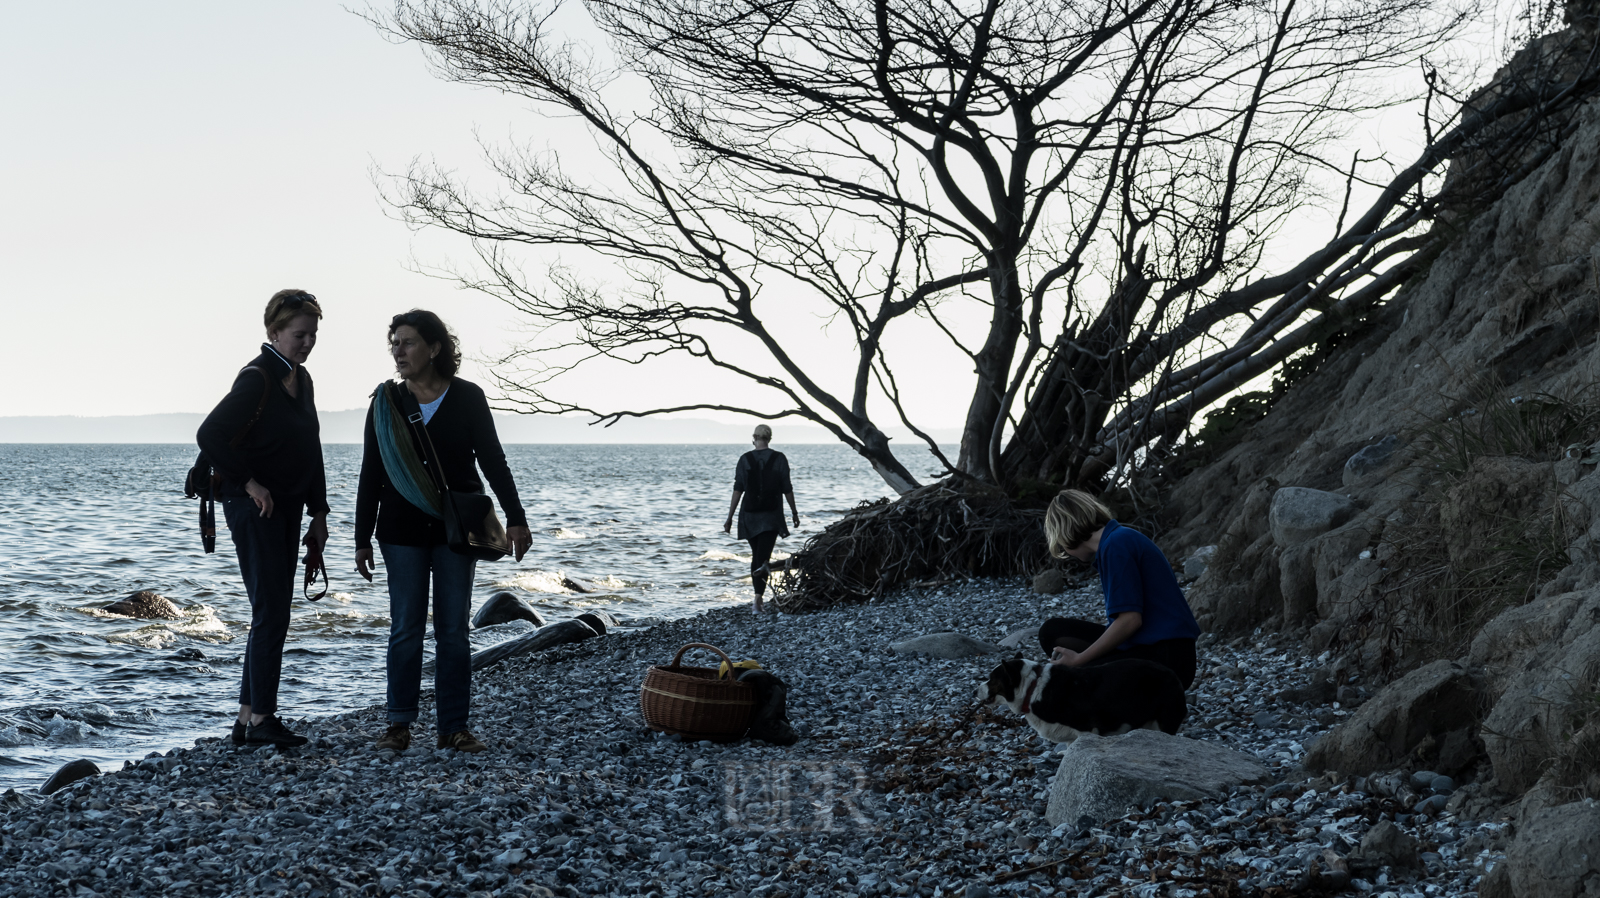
1045, 729, 1271, 826
102, 590, 182, 620
1503, 800, 1600, 898
471, 592, 545, 629
1269, 487, 1357, 550
888, 632, 1006, 659
1469, 589, 1591, 697
1303, 660, 1484, 776
1476, 590, 1600, 793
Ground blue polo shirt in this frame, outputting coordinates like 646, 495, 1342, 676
1095, 520, 1201, 646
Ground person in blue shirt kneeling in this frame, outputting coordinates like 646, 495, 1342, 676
1039, 489, 1201, 688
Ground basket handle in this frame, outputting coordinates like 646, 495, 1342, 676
669, 642, 736, 670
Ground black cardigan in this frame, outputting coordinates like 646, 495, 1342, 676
354, 377, 528, 549
196, 345, 329, 516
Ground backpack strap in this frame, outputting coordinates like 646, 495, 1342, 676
228, 366, 272, 448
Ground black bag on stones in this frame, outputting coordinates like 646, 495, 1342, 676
736, 669, 798, 746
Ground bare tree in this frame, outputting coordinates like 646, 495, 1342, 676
377, 0, 1597, 495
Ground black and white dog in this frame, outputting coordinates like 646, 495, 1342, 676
975, 656, 1186, 743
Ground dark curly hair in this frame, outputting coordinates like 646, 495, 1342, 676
388, 309, 462, 378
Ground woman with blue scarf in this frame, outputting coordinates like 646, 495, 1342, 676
354, 310, 531, 753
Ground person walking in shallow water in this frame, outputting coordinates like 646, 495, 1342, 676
724, 424, 800, 613
355, 310, 532, 753
197, 289, 329, 748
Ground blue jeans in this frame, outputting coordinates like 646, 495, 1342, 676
380, 543, 477, 734
224, 497, 304, 715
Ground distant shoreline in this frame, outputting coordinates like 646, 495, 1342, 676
0, 412, 960, 446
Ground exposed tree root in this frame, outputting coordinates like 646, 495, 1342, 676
774, 481, 1049, 612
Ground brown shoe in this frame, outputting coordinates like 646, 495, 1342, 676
375, 724, 411, 751
437, 730, 486, 753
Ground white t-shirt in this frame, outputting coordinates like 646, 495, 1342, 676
418, 388, 449, 425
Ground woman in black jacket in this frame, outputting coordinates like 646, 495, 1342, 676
723, 424, 800, 613
196, 289, 329, 748
354, 310, 531, 753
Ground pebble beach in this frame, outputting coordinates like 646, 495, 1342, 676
0, 579, 1514, 897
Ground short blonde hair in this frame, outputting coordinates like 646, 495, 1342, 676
753, 424, 773, 441
1044, 489, 1113, 557
265, 289, 323, 335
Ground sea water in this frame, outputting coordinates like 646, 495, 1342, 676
0, 442, 920, 789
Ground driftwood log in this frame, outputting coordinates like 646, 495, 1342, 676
423, 618, 600, 675
469, 619, 598, 671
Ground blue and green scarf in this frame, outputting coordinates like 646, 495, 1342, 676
371, 382, 443, 519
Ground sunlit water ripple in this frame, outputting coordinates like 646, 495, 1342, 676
0, 442, 917, 790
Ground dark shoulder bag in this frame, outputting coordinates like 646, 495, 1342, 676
184, 366, 271, 554
395, 383, 510, 561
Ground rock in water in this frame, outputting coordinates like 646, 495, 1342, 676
576, 610, 621, 636
1046, 729, 1270, 826
471, 591, 545, 629
562, 576, 601, 594
102, 590, 182, 620
40, 759, 100, 795
888, 632, 1006, 658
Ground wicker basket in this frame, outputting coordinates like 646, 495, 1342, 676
641, 643, 755, 741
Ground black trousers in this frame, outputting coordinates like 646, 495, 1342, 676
224, 497, 303, 714
747, 530, 780, 597
1038, 617, 1197, 689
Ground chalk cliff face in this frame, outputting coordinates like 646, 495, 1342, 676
1160, 28, 1600, 805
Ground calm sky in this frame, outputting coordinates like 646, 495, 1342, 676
0, 1, 973, 425
4, 2, 1507, 428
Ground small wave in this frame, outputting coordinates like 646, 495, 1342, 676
491, 570, 572, 594
106, 627, 177, 649
45, 714, 99, 743
170, 604, 230, 640
550, 528, 586, 540
326, 592, 356, 604
697, 550, 747, 562
0, 727, 38, 748
564, 594, 642, 608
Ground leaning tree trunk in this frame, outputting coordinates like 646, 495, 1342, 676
955, 256, 1027, 483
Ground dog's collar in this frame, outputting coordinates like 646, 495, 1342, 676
1020, 676, 1040, 716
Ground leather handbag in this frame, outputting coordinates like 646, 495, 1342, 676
396, 383, 511, 561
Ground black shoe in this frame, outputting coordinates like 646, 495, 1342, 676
245, 716, 308, 748
230, 721, 246, 746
